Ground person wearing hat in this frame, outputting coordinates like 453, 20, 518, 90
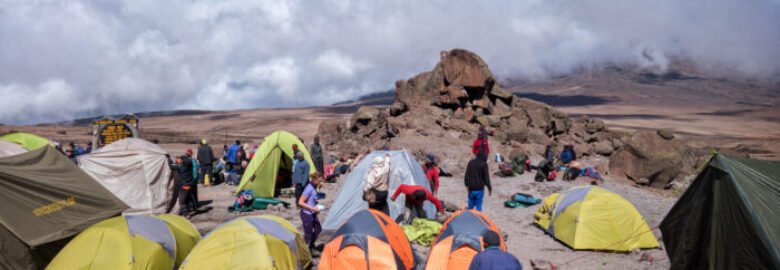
364, 154, 391, 215
185, 148, 200, 208
423, 154, 440, 195
292, 150, 310, 205
469, 230, 523, 270
197, 138, 215, 186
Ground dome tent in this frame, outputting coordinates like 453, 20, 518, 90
236, 130, 317, 198
77, 138, 172, 214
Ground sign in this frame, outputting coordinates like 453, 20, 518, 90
99, 124, 134, 145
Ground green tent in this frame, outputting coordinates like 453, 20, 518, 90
236, 131, 317, 197
0, 146, 128, 270
660, 154, 780, 270
0, 132, 52, 150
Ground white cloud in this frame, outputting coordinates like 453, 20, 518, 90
0, 0, 778, 124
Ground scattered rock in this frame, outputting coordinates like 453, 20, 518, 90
657, 129, 675, 140
609, 130, 694, 188
593, 141, 614, 155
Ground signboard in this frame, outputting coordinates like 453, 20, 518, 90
99, 123, 133, 145
92, 114, 140, 147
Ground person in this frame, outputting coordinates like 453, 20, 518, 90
185, 149, 200, 208
563, 160, 583, 181
364, 154, 391, 215
544, 144, 555, 163
292, 151, 310, 205
390, 184, 444, 224
291, 144, 301, 173
423, 155, 440, 195
226, 140, 240, 172
472, 128, 490, 157
298, 172, 323, 255
464, 152, 491, 211
197, 139, 215, 186
559, 144, 576, 165
170, 154, 196, 217
310, 136, 324, 174
468, 230, 523, 270
84, 142, 92, 154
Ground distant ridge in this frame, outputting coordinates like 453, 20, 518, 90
332, 89, 394, 106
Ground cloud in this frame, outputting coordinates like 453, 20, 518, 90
0, 0, 778, 124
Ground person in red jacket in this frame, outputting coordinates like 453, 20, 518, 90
472, 128, 490, 156
391, 184, 443, 224
423, 154, 440, 195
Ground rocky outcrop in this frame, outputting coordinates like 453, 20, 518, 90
318, 48, 704, 188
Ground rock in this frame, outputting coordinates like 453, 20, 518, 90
353, 106, 380, 124
657, 129, 675, 140
574, 143, 592, 158
593, 141, 614, 155
463, 107, 475, 122
530, 259, 556, 270
609, 130, 691, 188
388, 102, 407, 116
506, 126, 530, 143
489, 84, 513, 101
635, 178, 650, 185
528, 129, 552, 145
440, 49, 493, 88
584, 118, 606, 134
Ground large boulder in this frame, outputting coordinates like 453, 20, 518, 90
440, 49, 493, 88
609, 130, 690, 188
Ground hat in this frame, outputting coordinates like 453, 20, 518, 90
185, 149, 193, 156
295, 151, 304, 158
201, 138, 207, 144
483, 230, 501, 247
372, 156, 385, 166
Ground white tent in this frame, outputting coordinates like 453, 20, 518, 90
323, 150, 436, 231
0, 140, 26, 158
77, 138, 172, 215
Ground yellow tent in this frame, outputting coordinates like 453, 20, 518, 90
534, 186, 659, 251
47, 214, 200, 270
236, 130, 317, 197
180, 215, 312, 270
0, 132, 53, 150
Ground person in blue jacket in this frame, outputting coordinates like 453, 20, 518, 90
469, 230, 523, 270
559, 144, 576, 165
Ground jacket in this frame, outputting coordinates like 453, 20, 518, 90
464, 153, 491, 192
172, 156, 194, 186
292, 159, 310, 185
472, 138, 490, 156
468, 247, 523, 270
560, 148, 576, 164
197, 144, 215, 165
226, 144, 239, 163
425, 165, 440, 194
391, 184, 443, 213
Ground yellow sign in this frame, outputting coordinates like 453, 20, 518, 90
33, 196, 76, 217
100, 124, 133, 145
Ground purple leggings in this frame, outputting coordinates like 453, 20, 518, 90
300, 212, 322, 250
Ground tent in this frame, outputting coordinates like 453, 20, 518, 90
0, 147, 128, 270
236, 130, 317, 197
0, 140, 26, 158
660, 154, 780, 270
323, 150, 435, 231
534, 185, 659, 251
0, 132, 52, 150
77, 138, 172, 214
180, 215, 311, 270
47, 214, 200, 270
425, 210, 504, 270
320, 209, 415, 270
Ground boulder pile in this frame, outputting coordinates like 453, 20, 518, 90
318, 48, 702, 188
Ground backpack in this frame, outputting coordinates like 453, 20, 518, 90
512, 154, 529, 175
499, 162, 514, 176
234, 190, 254, 209
226, 172, 241, 185
547, 170, 558, 181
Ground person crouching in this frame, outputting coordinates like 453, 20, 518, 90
299, 172, 323, 255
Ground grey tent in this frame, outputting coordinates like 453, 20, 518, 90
77, 138, 173, 214
660, 154, 780, 270
0, 140, 26, 158
0, 147, 128, 270
323, 150, 435, 231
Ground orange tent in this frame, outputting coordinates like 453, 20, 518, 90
319, 209, 414, 270
425, 210, 505, 270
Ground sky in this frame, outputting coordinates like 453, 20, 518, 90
0, 0, 778, 124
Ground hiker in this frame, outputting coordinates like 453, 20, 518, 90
84, 142, 92, 154
291, 144, 300, 173
364, 154, 391, 215
299, 172, 323, 255
390, 184, 444, 224
465, 152, 492, 211
310, 136, 324, 173
170, 154, 196, 216
237, 144, 247, 165
468, 230, 523, 270
472, 127, 490, 157
197, 139, 215, 185
226, 140, 240, 172
559, 144, 576, 165
293, 151, 310, 204
544, 144, 555, 163
423, 154, 440, 195
185, 149, 200, 208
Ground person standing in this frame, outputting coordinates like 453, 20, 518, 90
292, 151, 310, 205
310, 136, 324, 174
472, 128, 490, 157
464, 152, 492, 211
291, 144, 300, 173
185, 149, 199, 208
298, 172, 323, 255
170, 154, 195, 217
468, 231, 523, 270
423, 155, 440, 195
226, 140, 240, 172
197, 138, 215, 186
364, 154, 391, 215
